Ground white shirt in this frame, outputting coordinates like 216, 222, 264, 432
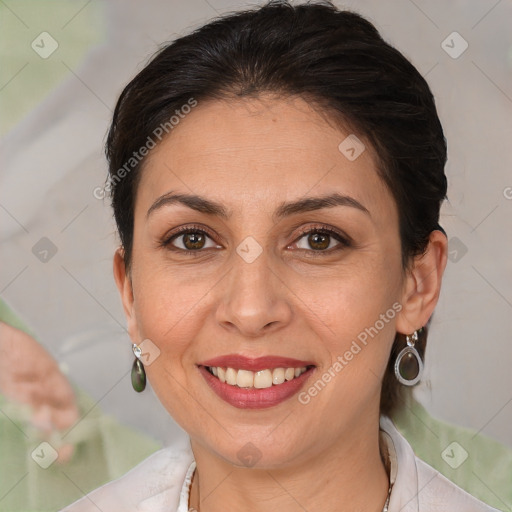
61, 416, 501, 512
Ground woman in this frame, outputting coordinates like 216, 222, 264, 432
62, 1, 501, 511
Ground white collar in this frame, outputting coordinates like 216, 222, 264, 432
176, 415, 413, 512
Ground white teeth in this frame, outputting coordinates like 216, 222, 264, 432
225, 367, 237, 386
236, 369, 254, 388
285, 367, 295, 381
272, 367, 285, 385
254, 369, 273, 388
207, 365, 309, 389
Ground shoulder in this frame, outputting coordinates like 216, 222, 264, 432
379, 416, 501, 512
60, 441, 194, 512
414, 456, 502, 511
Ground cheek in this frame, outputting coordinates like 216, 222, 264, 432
298, 253, 400, 333
130, 255, 218, 363
293, 256, 401, 385
130, 263, 206, 427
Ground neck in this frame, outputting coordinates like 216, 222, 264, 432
188, 420, 390, 512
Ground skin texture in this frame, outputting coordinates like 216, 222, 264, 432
114, 95, 448, 512
0, 321, 79, 463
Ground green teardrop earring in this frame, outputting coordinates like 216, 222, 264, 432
131, 343, 146, 392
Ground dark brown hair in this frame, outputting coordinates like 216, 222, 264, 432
105, 0, 448, 417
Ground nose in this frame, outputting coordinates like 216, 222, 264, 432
216, 245, 293, 338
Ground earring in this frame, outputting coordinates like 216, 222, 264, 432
394, 330, 423, 386
131, 343, 146, 392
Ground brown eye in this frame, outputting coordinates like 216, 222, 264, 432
307, 232, 330, 250
293, 227, 350, 253
162, 226, 220, 253
181, 232, 206, 250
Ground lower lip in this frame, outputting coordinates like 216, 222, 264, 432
198, 365, 316, 409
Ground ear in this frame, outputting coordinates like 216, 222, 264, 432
395, 230, 448, 335
113, 247, 139, 341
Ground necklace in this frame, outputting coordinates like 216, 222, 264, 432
382, 482, 392, 512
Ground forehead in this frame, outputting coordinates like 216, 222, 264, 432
136, 95, 396, 222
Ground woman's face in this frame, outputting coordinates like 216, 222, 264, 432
115, 95, 418, 467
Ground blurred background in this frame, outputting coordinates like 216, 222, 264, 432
1, 0, 511, 510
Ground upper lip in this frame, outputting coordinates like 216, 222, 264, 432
199, 354, 316, 372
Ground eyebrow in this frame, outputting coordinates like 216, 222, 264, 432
146, 191, 370, 221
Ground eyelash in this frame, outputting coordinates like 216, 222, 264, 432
160, 223, 352, 257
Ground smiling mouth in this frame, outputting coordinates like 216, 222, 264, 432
202, 364, 315, 389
